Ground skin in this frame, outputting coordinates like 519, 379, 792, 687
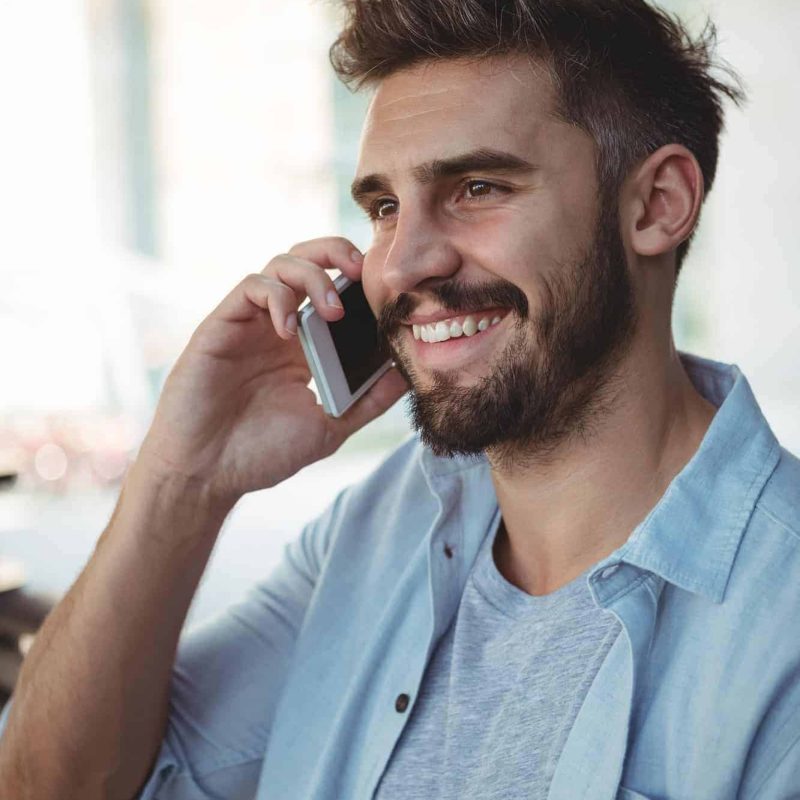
354, 55, 717, 596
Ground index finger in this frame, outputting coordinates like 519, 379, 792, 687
287, 237, 365, 281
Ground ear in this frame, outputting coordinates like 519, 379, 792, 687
625, 144, 704, 259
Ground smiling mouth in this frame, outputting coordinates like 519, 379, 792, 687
409, 310, 509, 344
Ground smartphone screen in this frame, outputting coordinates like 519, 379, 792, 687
328, 281, 390, 394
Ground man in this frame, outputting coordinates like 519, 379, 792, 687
1, 0, 798, 797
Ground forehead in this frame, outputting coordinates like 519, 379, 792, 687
357, 55, 560, 176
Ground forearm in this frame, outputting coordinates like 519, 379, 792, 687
0, 461, 235, 799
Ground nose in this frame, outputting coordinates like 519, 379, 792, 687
379, 204, 461, 295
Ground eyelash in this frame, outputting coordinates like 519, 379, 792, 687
366, 179, 509, 222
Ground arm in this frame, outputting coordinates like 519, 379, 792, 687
0, 465, 233, 799
0, 237, 406, 800
130, 496, 338, 799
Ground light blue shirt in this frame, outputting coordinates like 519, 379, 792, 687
2, 353, 800, 799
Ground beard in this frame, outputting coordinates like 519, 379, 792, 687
377, 195, 638, 467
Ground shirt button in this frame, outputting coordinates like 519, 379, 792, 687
443, 544, 454, 559
395, 693, 410, 713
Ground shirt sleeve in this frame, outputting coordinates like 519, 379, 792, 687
0, 497, 337, 800
747, 732, 800, 800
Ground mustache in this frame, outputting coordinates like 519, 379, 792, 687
377, 279, 529, 340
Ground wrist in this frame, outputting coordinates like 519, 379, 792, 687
124, 455, 238, 530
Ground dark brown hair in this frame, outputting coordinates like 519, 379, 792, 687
330, 0, 745, 276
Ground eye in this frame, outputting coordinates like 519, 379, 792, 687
466, 180, 492, 197
369, 198, 398, 221
463, 179, 505, 200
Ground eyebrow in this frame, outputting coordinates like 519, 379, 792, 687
350, 147, 537, 209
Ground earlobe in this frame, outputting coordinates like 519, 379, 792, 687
628, 145, 704, 259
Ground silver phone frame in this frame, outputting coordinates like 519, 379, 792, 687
297, 273, 393, 418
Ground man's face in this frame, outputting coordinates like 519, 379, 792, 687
354, 56, 637, 459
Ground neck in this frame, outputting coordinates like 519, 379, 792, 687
488, 338, 717, 596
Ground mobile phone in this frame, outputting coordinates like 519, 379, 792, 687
297, 273, 393, 417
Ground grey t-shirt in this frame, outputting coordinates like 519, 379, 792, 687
374, 515, 622, 800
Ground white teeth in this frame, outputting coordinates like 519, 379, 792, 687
435, 321, 451, 342
413, 313, 504, 344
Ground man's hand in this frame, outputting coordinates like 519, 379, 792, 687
137, 236, 408, 506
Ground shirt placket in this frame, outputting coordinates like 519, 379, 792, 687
547, 569, 660, 800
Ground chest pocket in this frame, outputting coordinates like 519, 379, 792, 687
617, 789, 653, 800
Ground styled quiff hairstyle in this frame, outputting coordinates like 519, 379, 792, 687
330, 0, 745, 276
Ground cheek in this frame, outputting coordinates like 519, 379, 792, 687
473, 202, 591, 286
458, 216, 567, 320
460, 215, 542, 285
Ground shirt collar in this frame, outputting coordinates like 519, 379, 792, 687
418, 353, 782, 605
612, 353, 781, 603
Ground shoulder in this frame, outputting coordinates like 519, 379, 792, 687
333, 434, 433, 515
753, 446, 800, 543
730, 445, 800, 589
309, 434, 441, 553
727, 446, 800, 598
732, 449, 800, 796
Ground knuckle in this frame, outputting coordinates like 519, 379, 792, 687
323, 236, 354, 254
246, 273, 291, 298
312, 267, 333, 286
268, 280, 294, 297
287, 236, 353, 257
290, 258, 327, 289
287, 240, 311, 256
261, 253, 289, 274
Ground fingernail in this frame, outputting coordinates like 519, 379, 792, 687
326, 290, 343, 309
285, 313, 297, 335
350, 249, 363, 262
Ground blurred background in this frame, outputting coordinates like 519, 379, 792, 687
0, 0, 797, 700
